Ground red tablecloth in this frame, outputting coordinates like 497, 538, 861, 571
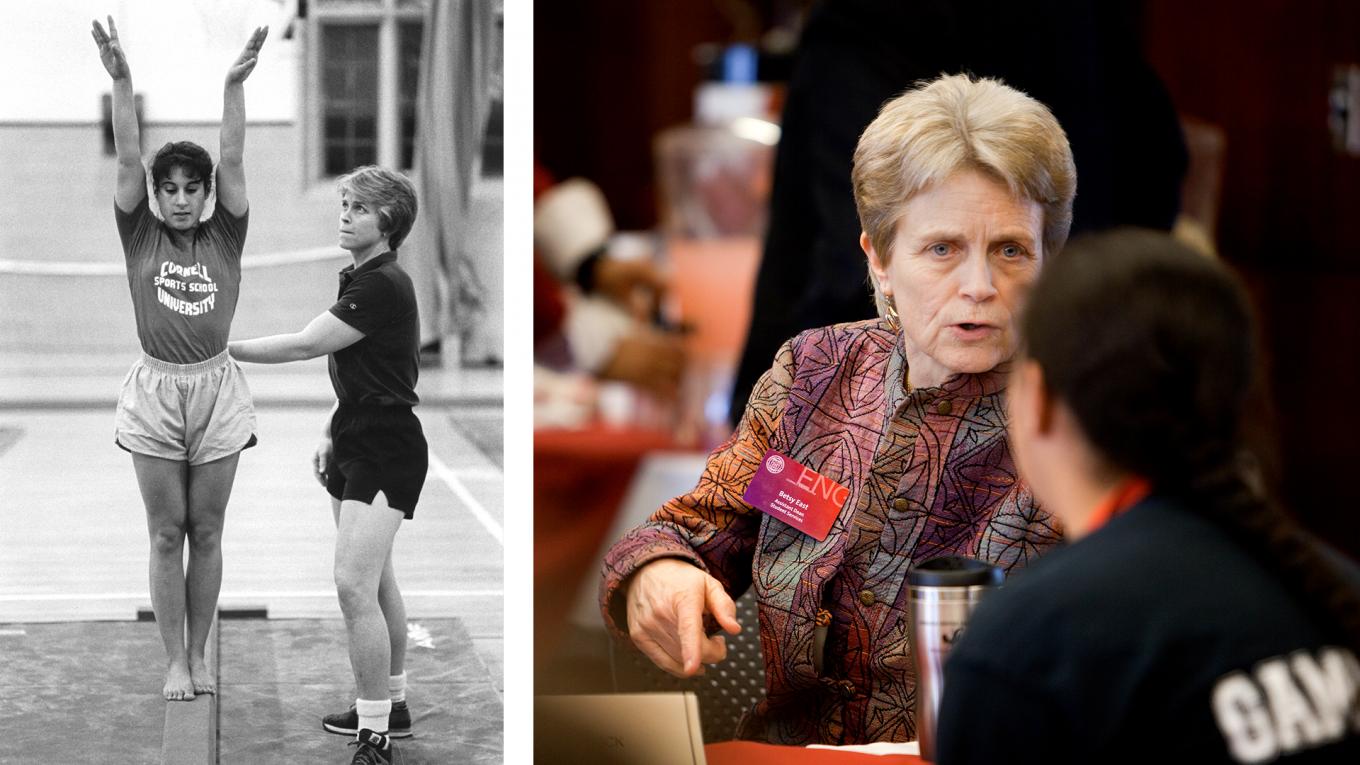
534, 425, 677, 663
705, 741, 927, 764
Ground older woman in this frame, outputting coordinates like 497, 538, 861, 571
600, 73, 1077, 744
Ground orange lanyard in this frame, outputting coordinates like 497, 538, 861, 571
1084, 476, 1152, 534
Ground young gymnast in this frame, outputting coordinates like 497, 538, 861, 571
230, 166, 424, 765
92, 16, 268, 702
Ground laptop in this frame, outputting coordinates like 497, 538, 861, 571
534, 692, 707, 764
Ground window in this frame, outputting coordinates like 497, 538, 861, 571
320, 24, 379, 175
399, 20, 423, 170
310, 0, 425, 179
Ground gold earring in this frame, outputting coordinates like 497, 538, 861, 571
881, 285, 900, 328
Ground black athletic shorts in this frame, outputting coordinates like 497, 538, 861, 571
325, 404, 428, 518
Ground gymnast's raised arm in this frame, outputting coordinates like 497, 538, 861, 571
91, 16, 145, 213
217, 25, 268, 218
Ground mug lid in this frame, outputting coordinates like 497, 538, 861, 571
907, 556, 1004, 587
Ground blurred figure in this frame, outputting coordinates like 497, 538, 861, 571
534, 171, 685, 401
730, 0, 1188, 424
937, 229, 1360, 763
601, 74, 1074, 744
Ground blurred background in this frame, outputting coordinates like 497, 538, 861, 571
532, 0, 1360, 738
0, 1, 506, 761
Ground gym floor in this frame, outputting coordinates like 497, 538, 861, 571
0, 352, 503, 762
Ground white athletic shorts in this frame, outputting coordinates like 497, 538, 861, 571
114, 349, 257, 465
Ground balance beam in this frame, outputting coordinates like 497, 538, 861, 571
160, 612, 218, 764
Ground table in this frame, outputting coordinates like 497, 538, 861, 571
706, 741, 927, 764
533, 424, 677, 664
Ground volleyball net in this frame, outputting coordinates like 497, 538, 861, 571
0, 247, 351, 355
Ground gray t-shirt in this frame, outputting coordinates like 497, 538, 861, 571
115, 196, 248, 363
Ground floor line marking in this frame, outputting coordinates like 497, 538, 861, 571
442, 466, 504, 481
0, 589, 502, 602
428, 450, 504, 546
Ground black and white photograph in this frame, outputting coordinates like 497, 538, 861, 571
0, 1, 503, 762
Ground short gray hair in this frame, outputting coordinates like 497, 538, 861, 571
338, 165, 420, 250
852, 74, 1077, 316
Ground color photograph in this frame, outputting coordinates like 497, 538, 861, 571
531, 1, 1360, 763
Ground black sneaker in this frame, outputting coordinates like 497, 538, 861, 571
348, 729, 397, 765
323, 701, 412, 738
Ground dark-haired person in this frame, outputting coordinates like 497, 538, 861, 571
230, 166, 423, 765
936, 229, 1360, 763
92, 16, 267, 702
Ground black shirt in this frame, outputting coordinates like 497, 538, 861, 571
328, 252, 420, 407
936, 496, 1360, 764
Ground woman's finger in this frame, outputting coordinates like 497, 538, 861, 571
706, 576, 742, 635
632, 633, 689, 678
699, 633, 729, 665
629, 594, 684, 660
673, 587, 713, 676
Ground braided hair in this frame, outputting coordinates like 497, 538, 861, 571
1021, 227, 1360, 650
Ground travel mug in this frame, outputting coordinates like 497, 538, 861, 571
907, 556, 1004, 761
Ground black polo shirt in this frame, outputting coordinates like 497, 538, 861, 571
328, 251, 420, 407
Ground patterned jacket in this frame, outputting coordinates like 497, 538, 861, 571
600, 319, 1063, 744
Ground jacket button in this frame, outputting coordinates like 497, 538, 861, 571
935, 399, 953, 415
859, 590, 876, 607
892, 497, 909, 512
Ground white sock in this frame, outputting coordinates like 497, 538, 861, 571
355, 697, 391, 736
389, 672, 407, 704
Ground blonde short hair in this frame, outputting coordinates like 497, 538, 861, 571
338, 165, 420, 250
852, 74, 1077, 316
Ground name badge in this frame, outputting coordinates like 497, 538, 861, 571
742, 449, 849, 541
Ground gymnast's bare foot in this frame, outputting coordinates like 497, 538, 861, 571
188, 655, 215, 695
164, 661, 197, 701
